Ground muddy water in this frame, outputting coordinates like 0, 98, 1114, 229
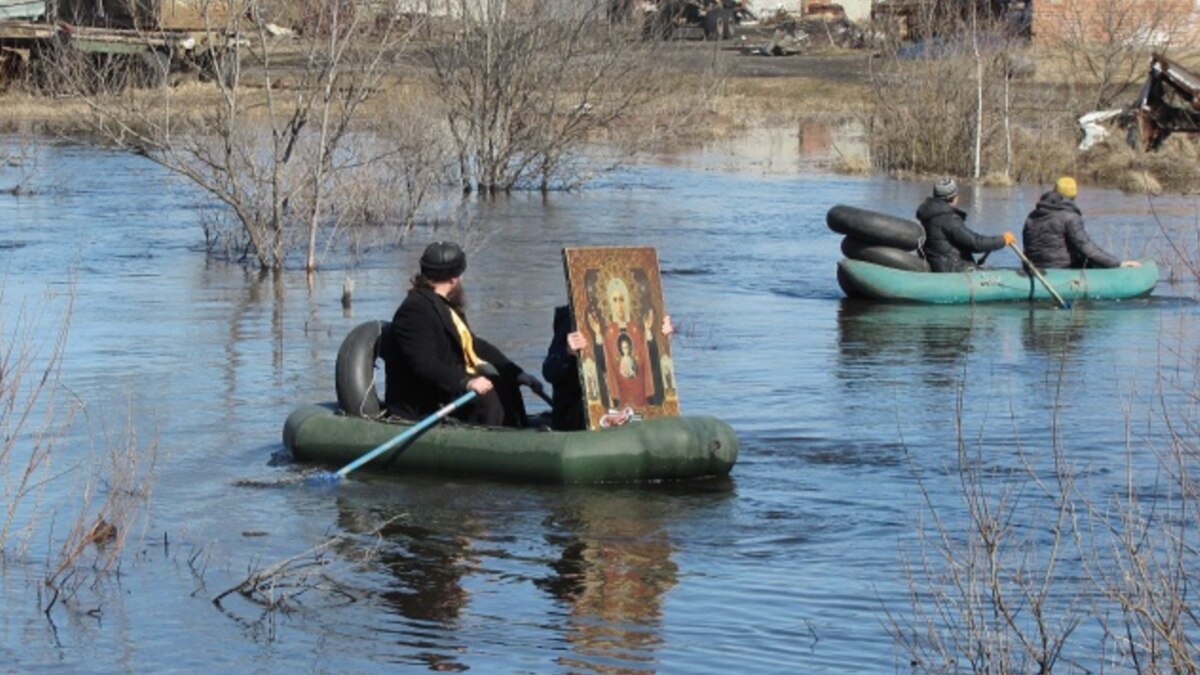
1, 130, 1198, 672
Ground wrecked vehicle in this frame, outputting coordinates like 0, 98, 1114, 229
745, 19, 808, 56
0, 0, 237, 90
640, 0, 755, 41
1125, 53, 1200, 151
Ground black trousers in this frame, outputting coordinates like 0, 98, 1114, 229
454, 375, 528, 428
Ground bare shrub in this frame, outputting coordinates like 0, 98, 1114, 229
1007, 125, 1079, 186
891, 387, 1084, 673
0, 282, 158, 617
52, 0, 438, 272
867, 5, 1030, 180
868, 54, 978, 177
1082, 451, 1199, 672
979, 170, 1014, 187
213, 515, 401, 612
0, 134, 41, 195
893, 305, 1200, 673
421, 0, 713, 193
1078, 303, 1200, 671
1070, 135, 1200, 194
0, 292, 74, 559
1150, 199, 1200, 283
832, 154, 872, 175
44, 405, 159, 609
1038, 0, 1180, 112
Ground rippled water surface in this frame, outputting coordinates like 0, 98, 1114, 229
2, 133, 1198, 672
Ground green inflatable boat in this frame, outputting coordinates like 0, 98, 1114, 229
284, 404, 739, 484
282, 320, 739, 484
837, 258, 1159, 304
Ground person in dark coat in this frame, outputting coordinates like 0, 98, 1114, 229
916, 178, 1015, 273
383, 241, 543, 427
542, 305, 587, 432
1022, 176, 1142, 270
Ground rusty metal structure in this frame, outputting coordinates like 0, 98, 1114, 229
1127, 53, 1200, 151
0, 0, 235, 89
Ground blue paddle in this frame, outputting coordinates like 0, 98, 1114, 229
306, 362, 504, 485
303, 390, 479, 484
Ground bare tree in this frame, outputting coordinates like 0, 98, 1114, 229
51, 0, 440, 272
1046, 0, 1178, 112
422, 0, 705, 193
867, 4, 1038, 181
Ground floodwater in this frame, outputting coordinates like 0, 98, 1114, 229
1, 127, 1198, 672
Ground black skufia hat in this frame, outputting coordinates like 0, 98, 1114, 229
420, 241, 466, 281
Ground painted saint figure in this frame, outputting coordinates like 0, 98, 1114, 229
618, 334, 637, 379
561, 246, 681, 429
587, 277, 659, 410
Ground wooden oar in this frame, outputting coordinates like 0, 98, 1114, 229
1009, 242, 1070, 310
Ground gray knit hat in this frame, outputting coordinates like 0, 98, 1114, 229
932, 178, 958, 200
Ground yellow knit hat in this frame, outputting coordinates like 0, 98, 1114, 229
1055, 176, 1078, 199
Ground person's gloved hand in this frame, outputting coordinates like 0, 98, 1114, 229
516, 372, 544, 394
1003, 231, 1017, 246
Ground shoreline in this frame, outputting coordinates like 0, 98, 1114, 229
0, 35, 1195, 195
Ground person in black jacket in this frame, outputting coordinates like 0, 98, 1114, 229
916, 178, 1015, 273
383, 241, 543, 427
542, 305, 588, 432
1022, 176, 1142, 270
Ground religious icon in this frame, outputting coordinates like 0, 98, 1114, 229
563, 246, 680, 430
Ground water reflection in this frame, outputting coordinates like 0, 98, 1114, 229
326, 481, 736, 673
836, 300, 991, 389
335, 498, 474, 671
1019, 304, 1093, 357
538, 491, 678, 672
835, 298, 1170, 399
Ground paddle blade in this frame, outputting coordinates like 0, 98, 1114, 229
234, 468, 342, 488
303, 471, 342, 487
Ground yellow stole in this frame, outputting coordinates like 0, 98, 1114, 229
448, 307, 486, 375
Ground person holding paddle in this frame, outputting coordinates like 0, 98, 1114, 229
384, 241, 543, 428
916, 178, 1017, 273
1022, 176, 1142, 270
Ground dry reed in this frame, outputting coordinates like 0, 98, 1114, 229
0, 284, 156, 612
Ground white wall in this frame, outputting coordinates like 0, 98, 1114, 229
838, 0, 871, 22
750, 0, 870, 22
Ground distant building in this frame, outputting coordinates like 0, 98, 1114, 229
835, 0, 872, 21
1031, 0, 1200, 46
777, 1, 872, 22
